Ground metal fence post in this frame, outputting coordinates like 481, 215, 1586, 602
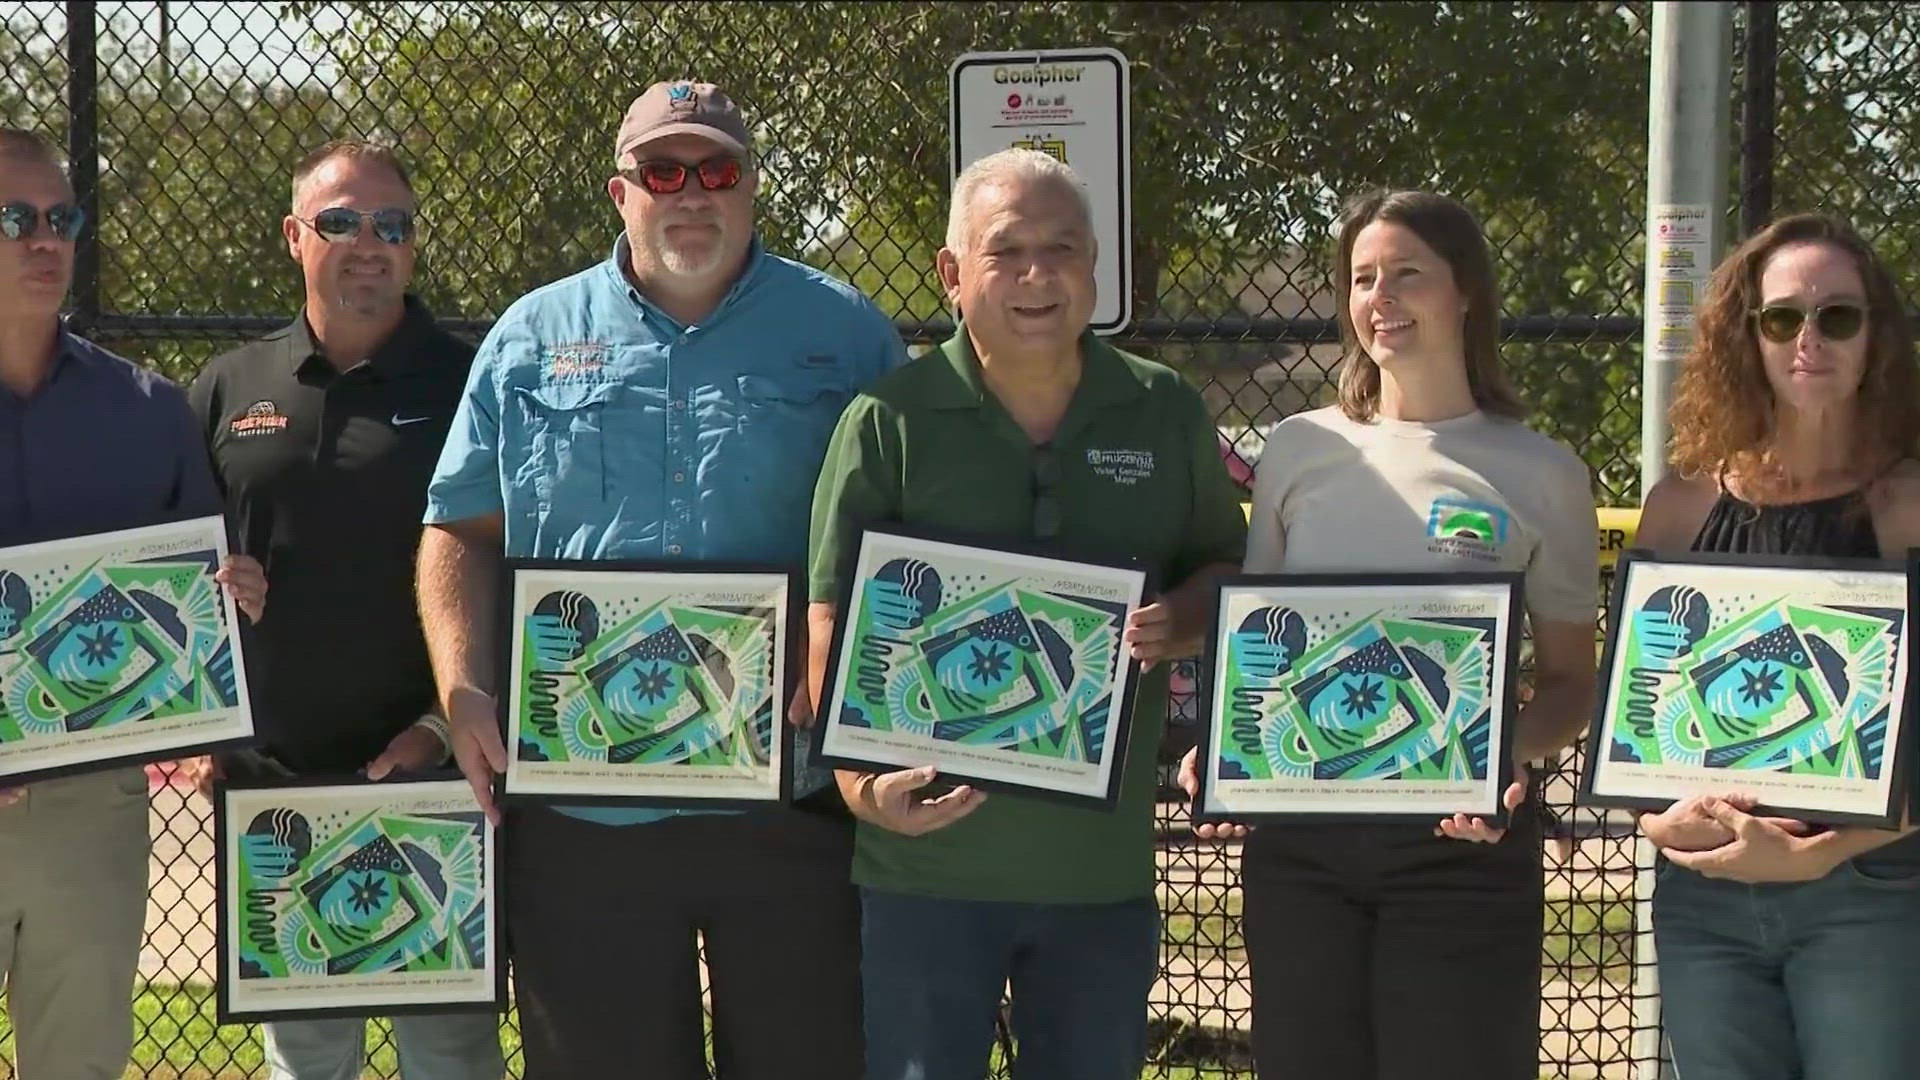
1638, 4, 1733, 1078
1740, 1, 1779, 240
64, 0, 100, 334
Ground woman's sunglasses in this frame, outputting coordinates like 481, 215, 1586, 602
1752, 303, 1866, 343
0, 201, 85, 241
296, 206, 416, 244
625, 155, 745, 196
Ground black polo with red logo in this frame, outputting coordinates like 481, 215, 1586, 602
187, 295, 474, 773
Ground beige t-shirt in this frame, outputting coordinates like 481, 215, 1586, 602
1246, 406, 1598, 625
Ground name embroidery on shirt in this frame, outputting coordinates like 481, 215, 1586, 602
230, 400, 290, 438
1426, 495, 1511, 561
543, 341, 608, 379
1086, 448, 1155, 485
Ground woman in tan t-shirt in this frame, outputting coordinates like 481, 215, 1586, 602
1178, 189, 1598, 1080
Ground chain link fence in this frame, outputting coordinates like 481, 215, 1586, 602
3, 1, 1906, 1077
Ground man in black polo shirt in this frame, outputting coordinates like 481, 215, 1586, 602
185, 139, 502, 1080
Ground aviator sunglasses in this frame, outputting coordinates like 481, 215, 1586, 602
295, 206, 416, 244
624, 155, 745, 195
1752, 302, 1866, 343
0, 201, 85, 241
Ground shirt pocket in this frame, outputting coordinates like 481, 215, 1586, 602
513, 379, 619, 507
734, 372, 854, 460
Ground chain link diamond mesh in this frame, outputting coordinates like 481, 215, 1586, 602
0, 2, 1823, 1077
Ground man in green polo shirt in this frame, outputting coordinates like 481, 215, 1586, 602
806, 148, 1247, 1080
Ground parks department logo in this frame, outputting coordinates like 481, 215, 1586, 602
1426, 496, 1510, 560
230, 400, 289, 438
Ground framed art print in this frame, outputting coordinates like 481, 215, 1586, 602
214, 773, 504, 1023
1582, 551, 1913, 827
812, 527, 1150, 808
0, 515, 255, 784
498, 561, 800, 806
1193, 572, 1523, 823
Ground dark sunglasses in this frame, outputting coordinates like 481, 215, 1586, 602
625, 155, 745, 195
0, 201, 85, 241
1032, 449, 1062, 540
297, 206, 416, 244
1752, 303, 1865, 344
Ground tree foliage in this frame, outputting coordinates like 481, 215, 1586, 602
3, 1, 1918, 502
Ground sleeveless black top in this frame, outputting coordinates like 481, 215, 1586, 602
1693, 489, 1878, 559
1690, 489, 1919, 866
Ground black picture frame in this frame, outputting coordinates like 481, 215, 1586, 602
810, 524, 1153, 810
0, 515, 259, 786
1580, 549, 1913, 828
212, 769, 507, 1024
1190, 571, 1525, 825
493, 559, 802, 808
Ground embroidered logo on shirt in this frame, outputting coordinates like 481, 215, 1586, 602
230, 400, 290, 438
1086, 448, 1155, 485
542, 341, 608, 379
800, 354, 836, 368
1426, 495, 1510, 561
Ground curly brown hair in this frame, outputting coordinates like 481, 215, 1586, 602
1668, 214, 1919, 495
1333, 189, 1527, 423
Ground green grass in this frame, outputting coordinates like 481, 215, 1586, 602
1163, 888, 1245, 955
0, 986, 525, 1079
4, 988, 1221, 1078
1, 897, 1633, 1079
1541, 895, 1639, 986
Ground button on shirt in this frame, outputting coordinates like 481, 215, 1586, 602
0, 328, 220, 549
189, 296, 475, 773
425, 235, 908, 825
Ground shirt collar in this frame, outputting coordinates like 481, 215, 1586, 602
928, 321, 1147, 413
279, 293, 440, 378
53, 320, 92, 373
602, 232, 771, 330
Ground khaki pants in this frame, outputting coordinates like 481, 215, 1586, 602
0, 767, 150, 1080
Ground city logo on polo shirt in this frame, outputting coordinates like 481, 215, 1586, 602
1086, 447, 1155, 485
230, 400, 291, 438
1426, 494, 1510, 562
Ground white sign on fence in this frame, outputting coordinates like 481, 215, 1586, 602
950, 47, 1133, 335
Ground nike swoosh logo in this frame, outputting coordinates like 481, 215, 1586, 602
391, 413, 434, 426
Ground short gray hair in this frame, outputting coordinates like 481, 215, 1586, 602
944, 148, 1093, 254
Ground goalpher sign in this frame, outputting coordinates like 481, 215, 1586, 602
950, 48, 1133, 335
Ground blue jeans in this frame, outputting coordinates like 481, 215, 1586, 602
860, 889, 1159, 1080
1654, 858, 1920, 1080
263, 1012, 505, 1080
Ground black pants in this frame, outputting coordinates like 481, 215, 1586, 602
1242, 811, 1543, 1080
505, 803, 863, 1079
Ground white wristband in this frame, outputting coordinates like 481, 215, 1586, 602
411, 714, 454, 765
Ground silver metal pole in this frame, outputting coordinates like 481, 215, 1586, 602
1641, 0, 1732, 492
1636, 7, 1732, 1079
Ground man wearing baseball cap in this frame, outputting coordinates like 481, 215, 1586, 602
418, 81, 905, 1077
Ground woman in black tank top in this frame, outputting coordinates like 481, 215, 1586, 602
1634, 215, 1920, 1080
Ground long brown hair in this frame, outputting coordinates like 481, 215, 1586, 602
1332, 189, 1527, 422
1668, 214, 1919, 495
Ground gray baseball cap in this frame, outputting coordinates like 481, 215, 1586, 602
614, 81, 751, 166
